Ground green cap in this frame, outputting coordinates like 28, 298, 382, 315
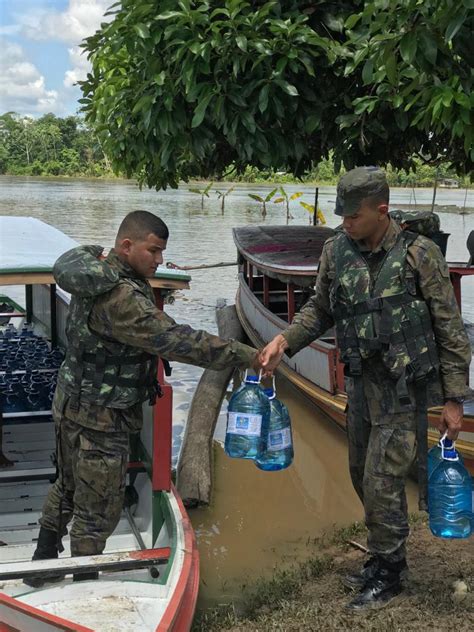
335, 166, 387, 216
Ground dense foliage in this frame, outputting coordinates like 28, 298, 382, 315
0, 112, 112, 176
79, 0, 473, 189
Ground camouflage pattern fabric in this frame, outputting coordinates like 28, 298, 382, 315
281, 217, 471, 561
54, 246, 257, 432
331, 230, 439, 382
389, 210, 441, 237
346, 361, 417, 563
283, 218, 471, 401
55, 246, 160, 410
40, 244, 257, 556
40, 391, 129, 556
335, 166, 388, 216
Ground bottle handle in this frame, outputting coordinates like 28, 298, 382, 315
440, 432, 458, 461
243, 369, 262, 383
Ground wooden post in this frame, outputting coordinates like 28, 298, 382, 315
152, 288, 172, 492
313, 187, 319, 226
25, 285, 33, 323
263, 275, 270, 308
177, 304, 249, 507
287, 283, 295, 322
247, 262, 254, 290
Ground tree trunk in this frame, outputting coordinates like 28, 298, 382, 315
176, 303, 249, 507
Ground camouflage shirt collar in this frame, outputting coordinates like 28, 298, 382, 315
355, 217, 401, 254
106, 249, 145, 280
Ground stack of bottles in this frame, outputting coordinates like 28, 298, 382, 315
0, 323, 63, 414
428, 434, 472, 539
225, 373, 294, 471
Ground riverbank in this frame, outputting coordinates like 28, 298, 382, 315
193, 517, 473, 631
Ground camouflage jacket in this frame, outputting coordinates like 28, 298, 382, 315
282, 219, 471, 402
54, 246, 257, 432
55, 245, 158, 411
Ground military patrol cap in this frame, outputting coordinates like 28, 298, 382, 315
335, 166, 388, 216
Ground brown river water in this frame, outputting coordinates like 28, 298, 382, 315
0, 176, 472, 606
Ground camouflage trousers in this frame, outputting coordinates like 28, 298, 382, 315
346, 370, 418, 564
40, 415, 129, 556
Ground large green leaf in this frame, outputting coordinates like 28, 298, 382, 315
399, 32, 417, 64
191, 92, 213, 128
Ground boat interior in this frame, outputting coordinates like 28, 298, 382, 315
0, 285, 158, 598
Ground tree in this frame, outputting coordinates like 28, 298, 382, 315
80, 0, 473, 189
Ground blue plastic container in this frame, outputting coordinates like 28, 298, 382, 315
428, 440, 472, 539
255, 386, 294, 471
225, 372, 270, 460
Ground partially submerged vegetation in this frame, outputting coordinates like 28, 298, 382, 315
193, 516, 473, 631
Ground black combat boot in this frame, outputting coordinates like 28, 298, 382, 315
342, 555, 380, 590
346, 558, 407, 611
73, 571, 99, 582
23, 527, 64, 588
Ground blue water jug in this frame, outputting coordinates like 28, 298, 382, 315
428, 434, 463, 479
428, 439, 472, 539
255, 383, 294, 471
225, 372, 270, 459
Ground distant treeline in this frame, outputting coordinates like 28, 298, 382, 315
0, 112, 470, 187
0, 112, 112, 177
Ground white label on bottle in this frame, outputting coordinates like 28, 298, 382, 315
227, 412, 262, 437
267, 427, 292, 451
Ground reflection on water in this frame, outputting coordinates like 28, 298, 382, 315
0, 176, 470, 603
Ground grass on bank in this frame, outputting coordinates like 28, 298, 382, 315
192, 513, 472, 632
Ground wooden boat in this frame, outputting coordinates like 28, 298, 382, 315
0, 217, 199, 631
233, 224, 474, 477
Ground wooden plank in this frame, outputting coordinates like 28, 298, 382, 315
0, 547, 171, 581
0, 467, 56, 484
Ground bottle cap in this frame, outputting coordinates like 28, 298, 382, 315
263, 387, 275, 399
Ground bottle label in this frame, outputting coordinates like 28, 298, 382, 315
227, 412, 262, 437
267, 427, 292, 451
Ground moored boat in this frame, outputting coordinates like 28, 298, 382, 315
0, 217, 199, 631
233, 224, 474, 477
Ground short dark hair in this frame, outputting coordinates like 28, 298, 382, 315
116, 210, 169, 242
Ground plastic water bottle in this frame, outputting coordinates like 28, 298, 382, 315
225, 372, 270, 460
428, 439, 472, 539
255, 384, 294, 471
428, 434, 463, 479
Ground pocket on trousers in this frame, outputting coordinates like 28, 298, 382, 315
371, 427, 416, 478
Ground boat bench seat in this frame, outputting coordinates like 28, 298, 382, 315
0, 467, 56, 484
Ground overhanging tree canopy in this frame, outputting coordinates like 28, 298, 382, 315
80, 0, 473, 189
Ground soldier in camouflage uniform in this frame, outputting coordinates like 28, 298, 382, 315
26, 210, 259, 587
261, 167, 471, 611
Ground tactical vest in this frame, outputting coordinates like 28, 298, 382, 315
55, 246, 160, 410
331, 231, 440, 397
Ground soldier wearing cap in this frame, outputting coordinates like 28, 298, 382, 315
261, 166, 471, 611
26, 210, 261, 587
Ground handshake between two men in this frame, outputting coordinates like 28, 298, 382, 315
251, 334, 290, 377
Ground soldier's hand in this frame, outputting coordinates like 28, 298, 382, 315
252, 350, 264, 374
439, 401, 464, 441
260, 335, 289, 378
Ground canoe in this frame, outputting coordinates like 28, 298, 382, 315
232, 224, 474, 477
0, 217, 199, 631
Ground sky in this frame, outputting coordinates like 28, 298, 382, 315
0, 0, 112, 117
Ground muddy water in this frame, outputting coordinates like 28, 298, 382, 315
191, 377, 419, 606
0, 176, 471, 605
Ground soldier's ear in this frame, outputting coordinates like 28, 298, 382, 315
378, 204, 389, 219
118, 238, 133, 255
